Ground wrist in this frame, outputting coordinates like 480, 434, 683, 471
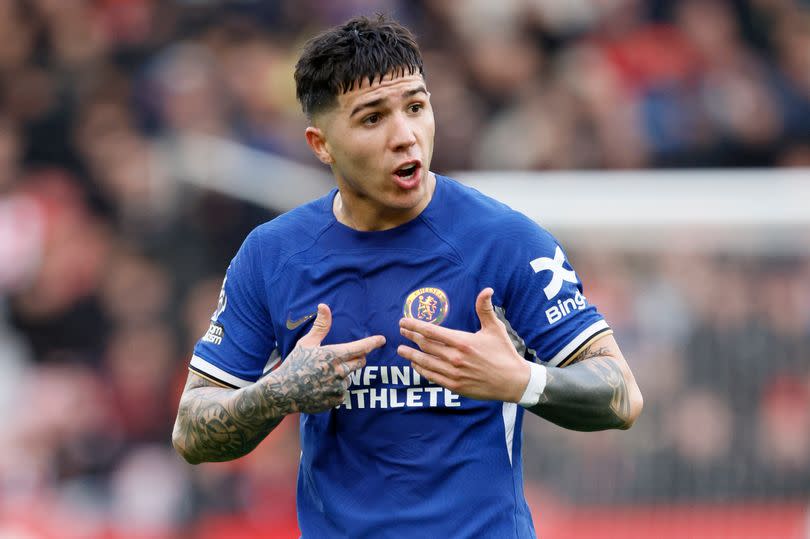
518, 362, 547, 408
255, 372, 297, 416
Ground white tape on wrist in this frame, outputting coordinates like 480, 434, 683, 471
518, 362, 547, 408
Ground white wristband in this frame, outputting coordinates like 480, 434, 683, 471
518, 362, 547, 408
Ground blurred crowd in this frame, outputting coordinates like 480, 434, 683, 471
1, 0, 809, 537
525, 250, 810, 504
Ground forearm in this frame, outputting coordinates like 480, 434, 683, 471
526, 354, 642, 432
172, 339, 369, 463
172, 373, 291, 464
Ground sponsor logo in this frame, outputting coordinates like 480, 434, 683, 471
545, 290, 588, 324
202, 275, 228, 345
338, 365, 462, 410
202, 322, 225, 345
286, 312, 316, 330
530, 245, 579, 300
403, 287, 449, 325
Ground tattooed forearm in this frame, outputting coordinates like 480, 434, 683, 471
527, 344, 641, 431
172, 343, 367, 464
172, 374, 284, 464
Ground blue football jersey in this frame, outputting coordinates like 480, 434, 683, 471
191, 175, 611, 538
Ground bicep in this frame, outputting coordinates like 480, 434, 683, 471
565, 333, 643, 425
567, 333, 626, 368
565, 333, 636, 390
180, 369, 235, 399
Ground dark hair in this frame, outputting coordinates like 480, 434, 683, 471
294, 14, 424, 118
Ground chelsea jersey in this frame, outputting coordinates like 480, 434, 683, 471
190, 174, 611, 538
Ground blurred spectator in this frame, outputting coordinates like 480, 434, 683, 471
104, 322, 178, 444
0, 119, 44, 294
757, 377, 810, 481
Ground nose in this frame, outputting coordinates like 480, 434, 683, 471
389, 112, 417, 152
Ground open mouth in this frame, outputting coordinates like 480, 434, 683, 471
395, 163, 418, 178
391, 162, 421, 190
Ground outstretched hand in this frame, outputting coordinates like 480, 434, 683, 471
397, 288, 530, 402
274, 304, 386, 414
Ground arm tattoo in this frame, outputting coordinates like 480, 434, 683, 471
527, 345, 634, 431
173, 344, 358, 464
172, 374, 286, 464
568, 346, 611, 365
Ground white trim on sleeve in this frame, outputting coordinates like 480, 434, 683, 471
190, 355, 254, 388
501, 402, 517, 466
546, 320, 611, 367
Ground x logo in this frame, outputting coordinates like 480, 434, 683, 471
530, 246, 579, 300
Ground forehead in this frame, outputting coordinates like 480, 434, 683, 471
336, 72, 426, 110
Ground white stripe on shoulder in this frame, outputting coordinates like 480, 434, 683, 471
547, 320, 611, 367
190, 355, 254, 388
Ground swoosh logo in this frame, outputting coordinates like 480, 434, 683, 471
286, 313, 316, 330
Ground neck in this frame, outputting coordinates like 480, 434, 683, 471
334, 172, 436, 232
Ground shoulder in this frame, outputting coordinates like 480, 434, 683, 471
434, 175, 556, 249
236, 192, 334, 275
247, 192, 333, 251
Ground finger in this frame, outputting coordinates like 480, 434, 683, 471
400, 327, 450, 358
475, 287, 499, 330
398, 318, 467, 347
408, 360, 454, 390
341, 356, 366, 376
339, 357, 366, 391
297, 304, 331, 347
328, 334, 387, 358
397, 344, 455, 378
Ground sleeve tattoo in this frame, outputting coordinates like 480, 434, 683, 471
172, 344, 358, 464
526, 344, 637, 431
172, 373, 287, 464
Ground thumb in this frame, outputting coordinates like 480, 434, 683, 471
475, 288, 499, 330
298, 304, 331, 347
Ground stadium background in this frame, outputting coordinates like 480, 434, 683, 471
1, 0, 809, 537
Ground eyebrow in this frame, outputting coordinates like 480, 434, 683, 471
350, 85, 428, 118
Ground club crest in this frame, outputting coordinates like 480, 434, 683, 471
403, 287, 449, 325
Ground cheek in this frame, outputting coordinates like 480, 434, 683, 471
420, 116, 436, 157
331, 139, 383, 182
419, 111, 436, 143
341, 133, 385, 166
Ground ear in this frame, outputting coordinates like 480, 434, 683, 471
305, 126, 334, 165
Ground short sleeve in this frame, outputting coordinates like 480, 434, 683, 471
495, 217, 612, 367
190, 230, 278, 387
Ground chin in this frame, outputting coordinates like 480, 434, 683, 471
389, 184, 427, 208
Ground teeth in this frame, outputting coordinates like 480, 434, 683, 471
397, 164, 416, 176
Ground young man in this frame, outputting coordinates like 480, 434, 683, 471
172, 15, 642, 538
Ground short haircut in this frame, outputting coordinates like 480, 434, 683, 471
294, 14, 424, 119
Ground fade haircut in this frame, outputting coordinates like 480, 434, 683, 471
294, 14, 424, 119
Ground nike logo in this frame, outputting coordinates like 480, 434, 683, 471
286, 313, 316, 330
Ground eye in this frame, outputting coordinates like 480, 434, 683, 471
363, 113, 381, 126
408, 103, 423, 114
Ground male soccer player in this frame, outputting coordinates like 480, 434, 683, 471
172, 15, 643, 538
